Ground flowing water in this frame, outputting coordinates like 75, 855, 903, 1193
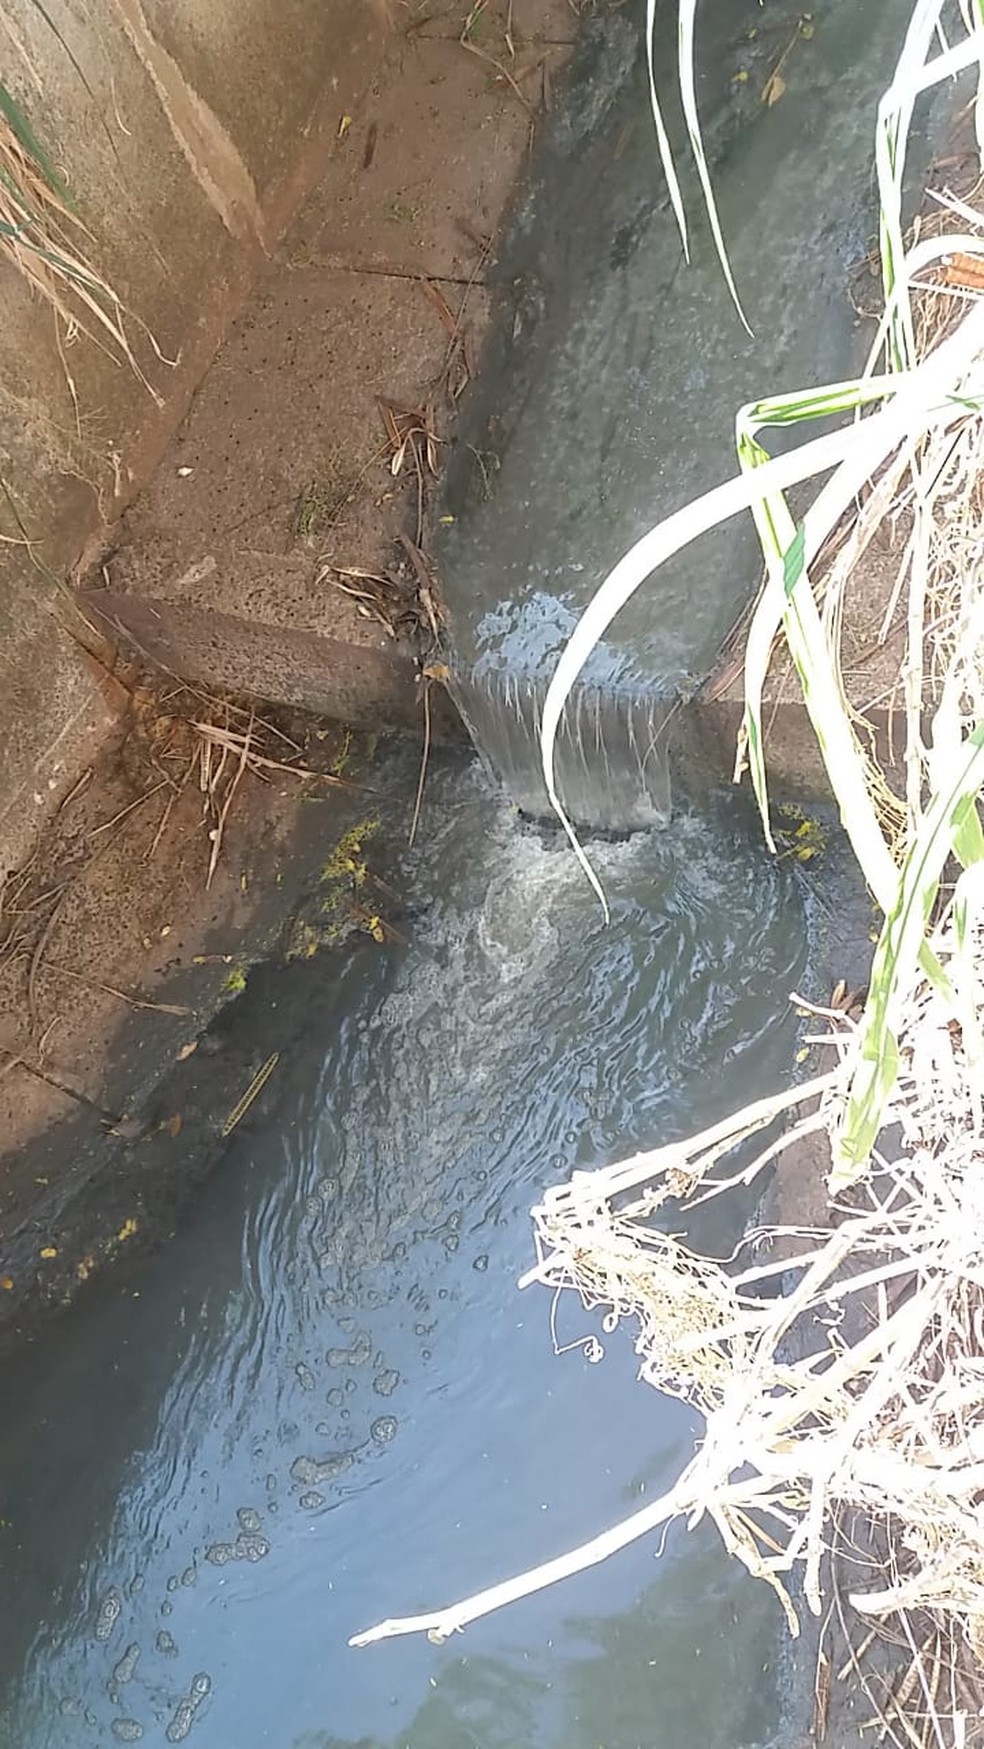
0, 754, 828, 1749
0, 0, 918, 1737
441, 0, 931, 824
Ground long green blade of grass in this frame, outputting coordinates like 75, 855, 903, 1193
0, 78, 71, 204
833, 724, 984, 1182
676, 0, 750, 333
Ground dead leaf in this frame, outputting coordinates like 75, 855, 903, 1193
164, 1113, 183, 1137
117, 1218, 139, 1243
763, 69, 786, 106
1, 1276, 13, 1291
39, 1246, 58, 1260
177, 1040, 198, 1062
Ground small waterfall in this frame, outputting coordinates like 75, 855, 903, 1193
450, 669, 675, 830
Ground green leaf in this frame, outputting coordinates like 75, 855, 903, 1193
0, 81, 72, 208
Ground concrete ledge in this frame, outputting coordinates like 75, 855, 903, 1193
81, 586, 463, 741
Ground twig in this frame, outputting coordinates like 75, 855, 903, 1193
39, 958, 193, 1016
460, 36, 534, 115
205, 713, 252, 890
222, 1052, 280, 1137
408, 678, 432, 849
351, 1478, 692, 1646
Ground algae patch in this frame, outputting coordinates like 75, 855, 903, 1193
285, 818, 384, 960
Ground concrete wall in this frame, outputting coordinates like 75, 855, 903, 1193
0, 0, 389, 875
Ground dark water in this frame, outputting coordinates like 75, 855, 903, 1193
441, 0, 927, 825
0, 755, 817, 1748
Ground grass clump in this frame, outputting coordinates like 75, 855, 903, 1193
0, 80, 156, 397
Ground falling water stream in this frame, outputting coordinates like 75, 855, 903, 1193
0, 757, 827, 1748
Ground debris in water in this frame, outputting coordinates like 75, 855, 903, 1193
94, 1588, 122, 1642
112, 1643, 140, 1687
290, 1451, 354, 1487
326, 1331, 372, 1368
221, 1052, 279, 1137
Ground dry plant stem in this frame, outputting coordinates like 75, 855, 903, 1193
222, 1052, 280, 1137
39, 958, 193, 1016
350, 1476, 693, 1647
408, 680, 432, 850
206, 716, 252, 890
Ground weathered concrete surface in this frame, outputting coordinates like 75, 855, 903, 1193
0, 557, 122, 876
82, 576, 462, 739
0, 0, 393, 880
694, 539, 909, 805
86, 0, 573, 717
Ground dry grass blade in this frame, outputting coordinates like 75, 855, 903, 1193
0, 83, 158, 398
190, 716, 349, 889
221, 1051, 280, 1137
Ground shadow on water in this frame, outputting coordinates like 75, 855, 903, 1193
0, 749, 820, 1748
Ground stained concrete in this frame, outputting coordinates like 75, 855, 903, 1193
0, 0, 393, 880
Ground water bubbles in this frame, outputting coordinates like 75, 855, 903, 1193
166, 1576, 179, 1594
112, 1644, 140, 1688
325, 1331, 371, 1368
94, 1588, 122, 1642
290, 1451, 353, 1487
239, 1532, 270, 1562
299, 1491, 324, 1511
373, 1369, 399, 1397
166, 1673, 212, 1741
111, 1720, 143, 1742
165, 1701, 195, 1743
295, 1362, 316, 1391
237, 1507, 262, 1534
180, 1567, 197, 1588
205, 1532, 269, 1566
156, 1630, 178, 1658
370, 1416, 398, 1445
472, 1253, 489, 1272
325, 1387, 344, 1408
